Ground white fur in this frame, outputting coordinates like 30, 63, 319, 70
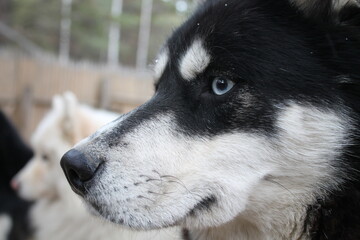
13, 93, 181, 240
179, 39, 211, 80
0, 214, 12, 240
74, 102, 350, 239
153, 48, 169, 82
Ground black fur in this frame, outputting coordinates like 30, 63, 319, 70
182, 228, 192, 240
0, 111, 33, 240
188, 195, 216, 216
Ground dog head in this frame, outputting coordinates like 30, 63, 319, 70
12, 93, 118, 201
61, 0, 360, 233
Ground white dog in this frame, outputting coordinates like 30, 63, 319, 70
12, 92, 181, 240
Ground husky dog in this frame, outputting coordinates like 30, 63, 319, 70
13, 93, 180, 240
61, 0, 360, 239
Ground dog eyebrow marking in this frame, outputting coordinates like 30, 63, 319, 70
179, 38, 211, 81
153, 47, 169, 82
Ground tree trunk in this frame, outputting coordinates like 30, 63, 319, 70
107, 0, 123, 67
59, 0, 72, 64
136, 0, 153, 69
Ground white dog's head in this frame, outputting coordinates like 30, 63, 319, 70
12, 93, 118, 201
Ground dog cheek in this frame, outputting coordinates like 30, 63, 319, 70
16, 160, 45, 199
31, 162, 49, 193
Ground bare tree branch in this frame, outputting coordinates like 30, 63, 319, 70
0, 21, 45, 56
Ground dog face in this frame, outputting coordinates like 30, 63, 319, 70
61, 0, 360, 232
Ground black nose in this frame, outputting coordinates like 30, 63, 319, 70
60, 149, 102, 195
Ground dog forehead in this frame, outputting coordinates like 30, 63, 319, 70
156, 0, 260, 83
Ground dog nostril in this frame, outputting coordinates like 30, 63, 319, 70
60, 149, 103, 195
68, 169, 77, 180
68, 161, 94, 182
68, 169, 83, 187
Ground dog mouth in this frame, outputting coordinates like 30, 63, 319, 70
187, 195, 217, 217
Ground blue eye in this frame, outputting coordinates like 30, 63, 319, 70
211, 77, 235, 95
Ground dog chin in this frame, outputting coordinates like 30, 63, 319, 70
17, 187, 42, 201
17, 190, 34, 201
83, 193, 219, 230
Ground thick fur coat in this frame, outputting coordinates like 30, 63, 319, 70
61, 0, 360, 239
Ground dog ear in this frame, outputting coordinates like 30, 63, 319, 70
290, 0, 360, 26
51, 95, 64, 112
62, 92, 101, 144
62, 92, 82, 145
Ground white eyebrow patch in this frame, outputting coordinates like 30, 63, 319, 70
179, 38, 211, 81
153, 48, 169, 81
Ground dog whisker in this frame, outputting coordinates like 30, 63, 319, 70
265, 178, 295, 197
139, 174, 158, 179
160, 175, 191, 191
152, 170, 162, 177
137, 195, 156, 203
147, 190, 174, 195
145, 178, 162, 182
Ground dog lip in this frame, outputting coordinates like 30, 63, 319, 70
166, 195, 217, 226
187, 195, 217, 217
162, 194, 217, 226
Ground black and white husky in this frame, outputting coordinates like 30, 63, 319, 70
61, 0, 360, 239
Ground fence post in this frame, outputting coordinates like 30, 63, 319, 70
136, 0, 153, 69
99, 78, 111, 110
16, 86, 33, 140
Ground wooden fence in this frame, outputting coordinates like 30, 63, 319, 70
0, 52, 154, 141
